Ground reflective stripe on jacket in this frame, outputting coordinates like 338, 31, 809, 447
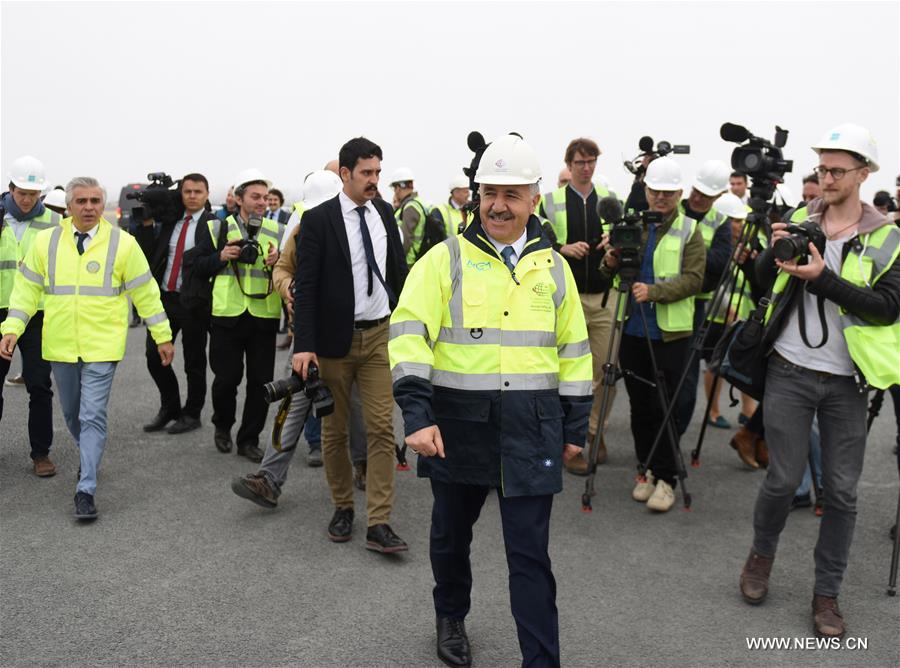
0, 208, 60, 309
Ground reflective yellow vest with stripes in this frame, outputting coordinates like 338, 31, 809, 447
389, 232, 592, 396
395, 196, 430, 266
435, 202, 465, 237
0, 218, 171, 362
207, 215, 283, 319
765, 207, 900, 389
681, 203, 726, 301
0, 208, 61, 309
540, 183, 612, 244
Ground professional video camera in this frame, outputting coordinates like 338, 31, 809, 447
720, 123, 793, 202
126, 172, 184, 223
233, 216, 263, 264
263, 362, 334, 417
598, 196, 662, 279
624, 136, 691, 178
773, 221, 827, 262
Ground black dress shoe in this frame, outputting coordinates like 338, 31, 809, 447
167, 415, 201, 434
74, 492, 98, 521
143, 409, 178, 432
365, 523, 408, 554
236, 444, 264, 463
436, 617, 471, 667
327, 507, 354, 542
214, 429, 233, 453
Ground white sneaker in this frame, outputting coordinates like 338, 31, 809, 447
646, 479, 675, 512
632, 470, 655, 502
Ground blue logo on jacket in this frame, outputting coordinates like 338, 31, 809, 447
466, 259, 492, 271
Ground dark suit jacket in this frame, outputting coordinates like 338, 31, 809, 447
293, 195, 407, 358
267, 209, 290, 225
134, 210, 218, 286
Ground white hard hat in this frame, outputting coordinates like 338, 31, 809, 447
389, 167, 415, 186
811, 123, 879, 173
302, 170, 343, 209
693, 159, 730, 196
9, 155, 48, 191
644, 156, 682, 191
475, 134, 542, 185
773, 183, 797, 208
43, 189, 67, 210
233, 168, 272, 193
449, 175, 470, 192
713, 193, 747, 220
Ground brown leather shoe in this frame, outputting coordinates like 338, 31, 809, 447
33, 456, 57, 477
754, 438, 769, 468
740, 550, 774, 604
730, 427, 760, 469
564, 451, 589, 476
812, 595, 845, 638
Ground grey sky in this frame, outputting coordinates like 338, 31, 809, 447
2, 0, 898, 206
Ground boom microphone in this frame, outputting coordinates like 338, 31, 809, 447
638, 136, 655, 153
720, 123, 750, 143
598, 196, 624, 224
467, 131, 486, 152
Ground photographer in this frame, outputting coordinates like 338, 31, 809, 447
135, 173, 215, 435
739, 124, 900, 639
598, 157, 705, 512
193, 169, 282, 462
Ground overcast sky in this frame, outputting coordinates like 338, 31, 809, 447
2, 0, 898, 207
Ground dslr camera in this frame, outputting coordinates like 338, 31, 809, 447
773, 221, 827, 262
126, 172, 184, 223
233, 215, 264, 264
263, 362, 334, 417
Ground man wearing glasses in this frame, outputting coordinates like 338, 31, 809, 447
739, 124, 900, 638
539, 137, 619, 473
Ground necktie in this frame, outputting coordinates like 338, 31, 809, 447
75, 232, 89, 255
355, 206, 395, 303
167, 215, 191, 292
500, 245, 516, 274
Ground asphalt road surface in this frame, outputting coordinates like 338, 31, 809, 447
1, 326, 898, 667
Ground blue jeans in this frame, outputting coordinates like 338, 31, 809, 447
796, 417, 822, 497
51, 361, 117, 495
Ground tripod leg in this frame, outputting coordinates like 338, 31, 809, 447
691, 371, 723, 467
889, 487, 899, 595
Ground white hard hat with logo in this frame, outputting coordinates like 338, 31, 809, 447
449, 175, 470, 192
811, 123, 879, 172
233, 168, 272, 193
475, 134, 542, 185
303, 170, 343, 209
43, 189, 67, 211
693, 159, 730, 196
714, 193, 748, 220
389, 167, 415, 186
9, 155, 48, 191
644, 156, 682, 191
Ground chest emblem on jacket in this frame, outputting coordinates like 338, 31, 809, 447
466, 259, 492, 272
86, 261, 101, 274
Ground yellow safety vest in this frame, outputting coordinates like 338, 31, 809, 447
395, 195, 429, 267
540, 183, 613, 244
0, 208, 61, 309
207, 215, 283, 319
435, 202, 465, 237
0, 218, 171, 362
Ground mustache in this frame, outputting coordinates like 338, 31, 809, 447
365, 185, 378, 192
486, 209, 514, 221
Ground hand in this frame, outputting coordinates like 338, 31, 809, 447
560, 242, 590, 259
769, 222, 789, 245
286, 293, 294, 318
562, 444, 582, 465
775, 242, 826, 281
406, 425, 445, 458
292, 351, 318, 380
601, 236, 619, 268
158, 341, 175, 366
0, 334, 18, 361
219, 240, 241, 262
265, 244, 279, 267
632, 282, 651, 303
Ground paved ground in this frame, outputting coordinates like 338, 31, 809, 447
1, 327, 898, 667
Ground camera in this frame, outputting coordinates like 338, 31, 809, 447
263, 362, 334, 418
599, 196, 661, 280
126, 172, 184, 223
624, 136, 690, 177
721, 123, 793, 195
772, 221, 827, 262
234, 239, 261, 264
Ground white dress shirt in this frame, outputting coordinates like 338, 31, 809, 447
73, 223, 99, 251
339, 191, 390, 320
161, 210, 201, 291
485, 229, 527, 267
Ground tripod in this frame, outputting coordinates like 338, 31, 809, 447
582, 269, 691, 511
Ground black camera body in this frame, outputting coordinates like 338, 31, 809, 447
126, 172, 184, 223
624, 136, 690, 177
263, 363, 334, 418
773, 221, 827, 262
721, 123, 793, 200
234, 238, 261, 264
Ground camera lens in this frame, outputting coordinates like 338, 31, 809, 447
773, 236, 804, 262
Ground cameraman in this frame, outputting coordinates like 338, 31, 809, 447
598, 157, 705, 512
739, 124, 900, 638
193, 169, 282, 462
135, 173, 215, 435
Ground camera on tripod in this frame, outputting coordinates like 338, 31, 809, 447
624, 136, 690, 177
599, 196, 662, 278
720, 123, 793, 192
773, 221, 826, 262
263, 362, 334, 417
126, 172, 184, 223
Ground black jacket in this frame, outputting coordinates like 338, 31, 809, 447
134, 210, 218, 286
293, 195, 407, 358
539, 186, 608, 294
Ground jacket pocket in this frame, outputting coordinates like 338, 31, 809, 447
433, 391, 495, 471
535, 394, 564, 457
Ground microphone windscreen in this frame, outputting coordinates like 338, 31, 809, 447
598, 196, 624, 223
720, 123, 750, 143
638, 136, 654, 152
467, 131, 486, 152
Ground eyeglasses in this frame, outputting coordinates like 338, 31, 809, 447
646, 189, 677, 199
570, 159, 597, 169
814, 165, 865, 181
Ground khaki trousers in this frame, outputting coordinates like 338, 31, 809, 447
580, 292, 617, 436
318, 321, 396, 525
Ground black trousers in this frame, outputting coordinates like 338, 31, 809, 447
0, 309, 53, 459
145, 291, 210, 419
619, 333, 690, 486
429, 479, 559, 668
209, 311, 276, 447
674, 301, 707, 435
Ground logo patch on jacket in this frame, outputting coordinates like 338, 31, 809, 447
532, 282, 551, 296
466, 259, 492, 271
542, 458, 553, 468
86, 261, 101, 274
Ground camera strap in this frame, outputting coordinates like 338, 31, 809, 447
797, 283, 829, 349
229, 261, 274, 300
